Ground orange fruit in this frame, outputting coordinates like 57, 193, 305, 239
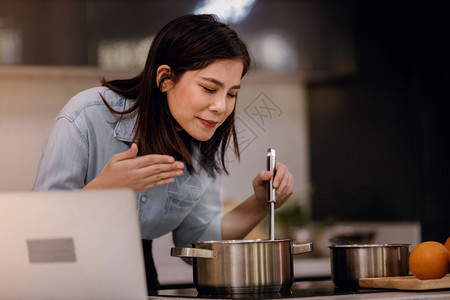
445, 237, 450, 253
445, 237, 450, 272
409, 241, 449, 280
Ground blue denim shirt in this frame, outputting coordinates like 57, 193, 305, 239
33, 86, 223, 246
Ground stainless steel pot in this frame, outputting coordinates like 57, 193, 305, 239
171, 239, 313, 294
329, 244, 410, 288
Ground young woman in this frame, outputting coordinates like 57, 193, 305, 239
33, 14, 294, 293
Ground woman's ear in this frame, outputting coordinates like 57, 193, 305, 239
156, 65, 173, 92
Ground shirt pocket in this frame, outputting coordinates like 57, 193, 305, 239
165, 185, 202, 215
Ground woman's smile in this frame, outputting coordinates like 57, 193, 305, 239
198, 117, 219, 128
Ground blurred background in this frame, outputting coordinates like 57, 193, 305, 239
0, 0, 448, 254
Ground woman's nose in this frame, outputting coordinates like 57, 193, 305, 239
209, 95, 227, 113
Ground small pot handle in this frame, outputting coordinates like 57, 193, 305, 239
171, 247, 215, 259
291, 242, 313, 255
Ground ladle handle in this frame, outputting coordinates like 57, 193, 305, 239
267, 148, 276, 240
266, 148, 276, 205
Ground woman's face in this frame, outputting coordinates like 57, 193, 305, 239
165, 59, 244, 141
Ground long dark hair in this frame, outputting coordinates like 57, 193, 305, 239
101, 14, 251, 177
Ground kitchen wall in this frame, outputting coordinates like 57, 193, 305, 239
0, 66, 104, 191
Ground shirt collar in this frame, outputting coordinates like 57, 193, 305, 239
113, 99, 137, 143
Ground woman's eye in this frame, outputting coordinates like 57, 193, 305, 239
202, 86, 215, 93
227, 93, 237, 99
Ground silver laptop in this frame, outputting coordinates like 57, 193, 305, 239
0, 189, 147, 300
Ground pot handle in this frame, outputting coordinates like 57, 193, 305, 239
291, 242, 313, 255
171, 247, 215, 259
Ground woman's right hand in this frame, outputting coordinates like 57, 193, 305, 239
83, 143, 184, 193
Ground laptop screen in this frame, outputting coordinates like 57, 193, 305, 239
0, 189, 147, 300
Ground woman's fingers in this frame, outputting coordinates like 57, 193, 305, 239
272, 162, 286, 188
136, 154, 184, 178
125, 152, 184, 191
137, 153, 177, 165
92, 144, 186, 193
272, 163, 294, 208
141, 163, 183, 181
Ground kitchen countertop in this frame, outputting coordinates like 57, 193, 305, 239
148, 279, 450, 299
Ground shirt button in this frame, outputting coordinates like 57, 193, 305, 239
141, 195, 147, 203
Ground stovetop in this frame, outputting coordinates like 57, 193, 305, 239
148, 278, 389, 299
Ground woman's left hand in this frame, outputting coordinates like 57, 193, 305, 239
252, 162, 294, 210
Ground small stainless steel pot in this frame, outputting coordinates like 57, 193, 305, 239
171, 239, 312, 295
329, 244, 410, 288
